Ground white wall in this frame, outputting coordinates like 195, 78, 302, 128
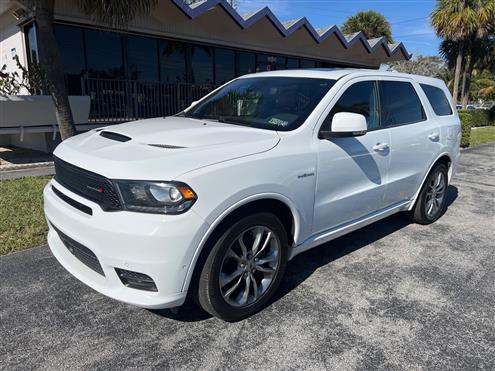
0, 10, 29, 93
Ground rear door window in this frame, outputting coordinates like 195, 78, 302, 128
379, 81, 426, 127
420, 83, 453, 116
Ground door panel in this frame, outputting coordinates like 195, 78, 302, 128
378, 80, 441, 205
314, 131, 390, 234
313, 80, 390, 234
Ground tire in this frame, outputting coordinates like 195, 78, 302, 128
197, 212, 288, 321
409, 163, 449, 225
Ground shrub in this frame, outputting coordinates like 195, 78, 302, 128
489, 106, 495, 125
458, 111, 472, 147
458, 109, 493, 127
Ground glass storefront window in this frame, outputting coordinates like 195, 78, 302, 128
85, 29, 124, 79
159, 40, 187, 83
256, 54, 287, 71
53, 24, 86, 94
215, 48, 235, 85
188, 44, 214, 84
316, 61, 334, 68
127, 35, 158, 81
24, 23, 39, 65
237, 51, 256, 76
301, 59, 317, 69
286, 58, 300, 69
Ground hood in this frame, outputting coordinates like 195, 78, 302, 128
54, 117, 280, 180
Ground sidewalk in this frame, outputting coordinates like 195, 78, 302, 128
0, 146, 54, 180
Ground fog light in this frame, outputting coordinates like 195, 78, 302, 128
115, 268, 157, 292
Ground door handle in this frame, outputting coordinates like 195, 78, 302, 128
428, 132, 440, 141
373, 142, 389, 152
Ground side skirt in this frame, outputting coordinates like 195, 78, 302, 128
289, 200, 411, 260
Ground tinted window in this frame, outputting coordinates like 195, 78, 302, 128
54, 24, 85, 94
159, 40, 186, 83
127, 35, 158, 81
321, 81, 379, 131
256, 54, 274, 72
420, 83, 453, 116
184, 77, 336, 131
301, 59, 316, 68
379, 81, 426, 126
287, 58, 300, 69
85, 29, 124, 79
237, 51, 255, 76
316, 61, 333, 68
215, 48, 235, 85
189, 44, 213, 84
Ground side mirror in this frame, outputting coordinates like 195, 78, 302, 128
319, 112, 367, 139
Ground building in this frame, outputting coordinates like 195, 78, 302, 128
0, 0, 411, 151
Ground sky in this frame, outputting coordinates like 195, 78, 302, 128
237, 0, 442, 57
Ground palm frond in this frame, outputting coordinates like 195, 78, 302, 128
78, 0, 158, 30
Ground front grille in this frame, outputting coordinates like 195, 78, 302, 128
50, 223, 105, 276
54, 156, 122, 211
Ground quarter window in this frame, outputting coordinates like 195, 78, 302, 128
379, 81, 426, 127
420, 83, 453, 116
321, 81, 379, 131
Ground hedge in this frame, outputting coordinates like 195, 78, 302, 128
458, 108, 495, 128
458, 111, 472, 147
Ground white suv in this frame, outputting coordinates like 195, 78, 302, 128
44, 69, 461, 321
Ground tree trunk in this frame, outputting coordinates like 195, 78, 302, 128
34, 0, 76, 140
452, 40, 464, 106
461, 52, 474, 109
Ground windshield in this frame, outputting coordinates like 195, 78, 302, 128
182, 77, 336, 131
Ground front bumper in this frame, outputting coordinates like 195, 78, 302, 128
44, 179, 209, 309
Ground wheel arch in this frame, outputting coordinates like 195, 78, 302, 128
182, 194, 301, 293
408, 152, 452, 211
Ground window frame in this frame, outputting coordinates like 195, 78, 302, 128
320, 80, 380, 133
317, 77, 430, 138
419, 83, 454, 117
377, 80, 428, 128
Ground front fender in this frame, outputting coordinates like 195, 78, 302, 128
180, 192, 303, 292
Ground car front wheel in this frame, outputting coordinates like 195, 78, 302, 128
197, 212, 288, 321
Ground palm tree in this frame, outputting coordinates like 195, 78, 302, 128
20, 0, 157, 140
431, 0, 495, 105
440, 37, 494, 104
341, 10, 394, 44
460, 36, 494, 107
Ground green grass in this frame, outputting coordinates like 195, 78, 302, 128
0, 176, 51, 255
470, 126, 495, 148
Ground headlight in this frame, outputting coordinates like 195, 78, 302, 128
115, 180, 197, 214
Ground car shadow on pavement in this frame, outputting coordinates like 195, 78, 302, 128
151, 185, 458, 322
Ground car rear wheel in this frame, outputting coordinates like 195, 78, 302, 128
197, 212, 288, 321
410, 163, 449, 224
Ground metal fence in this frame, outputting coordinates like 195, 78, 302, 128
81, 78, 217, 123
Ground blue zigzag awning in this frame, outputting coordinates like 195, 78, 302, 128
171, 0, 411, 60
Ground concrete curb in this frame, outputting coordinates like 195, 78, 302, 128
0, 161, 54, 171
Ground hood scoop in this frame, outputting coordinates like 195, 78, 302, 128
148, 144, 186, 149
100, 131, 131, 142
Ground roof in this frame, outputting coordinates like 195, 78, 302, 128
238, 69, 445, 85
170, 0, 412, 61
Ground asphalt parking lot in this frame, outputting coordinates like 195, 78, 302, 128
1, 143, 494, 370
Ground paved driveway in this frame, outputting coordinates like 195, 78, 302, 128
1, 144, 494, 370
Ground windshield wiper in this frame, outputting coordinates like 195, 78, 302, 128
217, 116, 253, 127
